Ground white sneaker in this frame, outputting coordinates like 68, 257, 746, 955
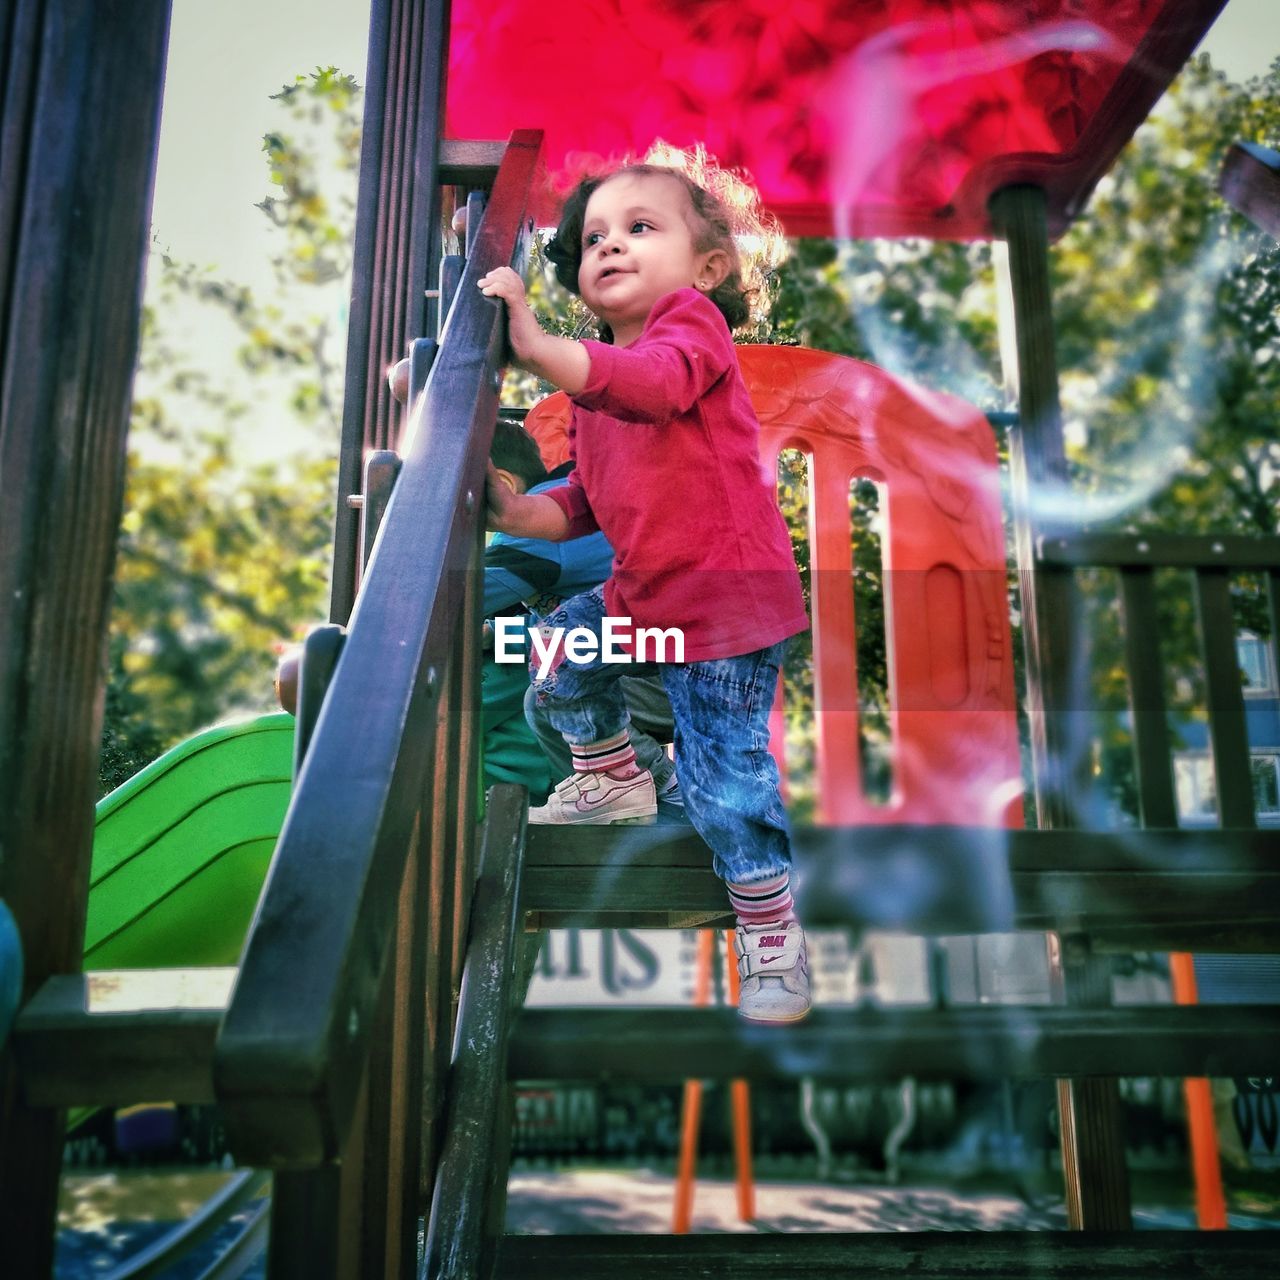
529, 770, 657, 825
734, 920, 811, 1024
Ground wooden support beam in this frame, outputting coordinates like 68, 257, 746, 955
989, 185, 1084, 827
1117, 568, 1179, 827
989, 182, 1129, 1231
1038, 531, 1280, 568
437, 139, 507, 186
269, 1074, 369, 1280
496, 1231, 1279, 1280
1194, 568, 1256, 827
522, 825, 1280, 947
0, 3, 171, 1273
509, 1005, 1280, 1084
12, 969, 229, 1106
1219, 141, 1280, 239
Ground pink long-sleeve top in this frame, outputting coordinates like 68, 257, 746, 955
544, 288, 808, 662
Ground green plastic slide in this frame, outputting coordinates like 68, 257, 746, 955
86, 714, 295, 970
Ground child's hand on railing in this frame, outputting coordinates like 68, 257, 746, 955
485, 458, 519, 532
477, 266, 544, 367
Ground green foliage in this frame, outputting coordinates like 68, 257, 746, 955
1055, 54, 1280, 539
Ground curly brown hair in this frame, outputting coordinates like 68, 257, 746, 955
545, 162, 756, 343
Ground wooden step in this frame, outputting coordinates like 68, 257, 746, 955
12, 967, 232, 1106
508, 1004, 1280, 1083
523, 824, 1280, 949
495, 1231, 1278, 1279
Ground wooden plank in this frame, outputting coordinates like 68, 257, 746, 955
496, 1231, 1278, 1280
508, 1005, 1280, 1084
521, 827, 1280, 940
214, 130, 544, 1170
269, 1076, 368, 1280
526, 910, 735, 931
294, 624, 346, 775
523, 867, 729, 914
1051, 938, 1131, 1229
1219, 141, 1280, 238
988, 185, 1081, 830
358, 449, 403, 574
1194, 568, 1256, 827
423, 786, 527, 1280
0, 3, 172, 1272
357, 835, 418, 1280
13, 970, 230, 1106
438, 139, 507, 185
382, 814, 431, 1277
419, 617, 463, 1212
1117, 567, 1178, 826
451, 537, 486, 1002
1038, 531, 1280, 569
527, 822, 1280, 873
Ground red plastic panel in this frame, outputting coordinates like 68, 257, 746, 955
524, 346, 1022, 826
446, 0, 1224, 239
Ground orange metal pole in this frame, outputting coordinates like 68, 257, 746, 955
724, 929, 756, 1221
673, 1080, 703, 1234
673, 929, 717, 1233
1169, 951, 1228, 1230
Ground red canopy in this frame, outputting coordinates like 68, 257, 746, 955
445, 0, 1225, 239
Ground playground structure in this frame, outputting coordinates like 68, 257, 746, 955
3, 1, 1280, 1277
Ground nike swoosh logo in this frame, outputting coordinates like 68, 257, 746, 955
760, 955, 786, 965
577, 783, 643, 809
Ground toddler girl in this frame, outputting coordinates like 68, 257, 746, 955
478, 157, 809, 1023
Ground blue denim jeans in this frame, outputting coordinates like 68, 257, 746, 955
530, 585, 792, 884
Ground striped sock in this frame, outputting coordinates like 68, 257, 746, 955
570, 730, 642, 780
727, 871, 795, 926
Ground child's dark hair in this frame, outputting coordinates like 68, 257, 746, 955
546, 163, 754, 342
491, 419, 548, 492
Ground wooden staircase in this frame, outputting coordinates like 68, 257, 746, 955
417, 790, 1280, 1278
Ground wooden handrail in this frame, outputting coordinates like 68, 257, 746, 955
1037, 531, 1280, 567
213, 130, 543, 1168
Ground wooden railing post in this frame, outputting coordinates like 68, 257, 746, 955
0, 3, 171, 1274
990, 184, 1132, 1230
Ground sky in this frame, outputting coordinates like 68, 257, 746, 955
151, 0, 1278, 281
152, 0, 371, 279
